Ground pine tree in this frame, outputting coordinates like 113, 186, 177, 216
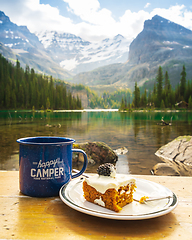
124, 97, 127, 109
120, 97, 125, 110
160, 99, 165, 109
180, 65, 186, 100
68, 92, 73, 109
76, 95, 82, 109
62, 85, 67, 109
49, 76, 54, 109
12, 89, 16, 109
0, 56, 5, 107
0, 54, 82, 110
163, 71, 172, 108
156, 66, 163, 108
133, 82, 140, 108
164, 71, 171, 91
46, 97, 50, 109
140, 89, 147, 108
185, 80, 191, 104
188, 96, 192, 109
5, 84, 11, 108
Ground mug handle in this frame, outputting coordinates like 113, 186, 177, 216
71, 149, 88, 179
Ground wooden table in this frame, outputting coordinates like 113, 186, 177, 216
0, 171, 192, 240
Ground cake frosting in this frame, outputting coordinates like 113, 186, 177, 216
84, 174, 136, 194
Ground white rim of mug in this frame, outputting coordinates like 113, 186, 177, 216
16, 136, 75, 145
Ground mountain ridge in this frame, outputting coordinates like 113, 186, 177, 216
1, 11, 192, 93
71, 15, 192, 90
0, 10, 72, 80
0, 10, 130, 77
36, 31, 130, 74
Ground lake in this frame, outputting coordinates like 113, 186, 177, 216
1, 109, 192, 175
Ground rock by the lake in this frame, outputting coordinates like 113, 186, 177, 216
73, 142, 118, 165
151, 163, 180, 176
154, 136, 192, 176
114, 147, 128, 155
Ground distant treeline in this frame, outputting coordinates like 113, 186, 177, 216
120, 65, 192, 110
72, 84, 132, 109
0, 54, 81, 110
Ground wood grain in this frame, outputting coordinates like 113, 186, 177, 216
0, 171, 192, 239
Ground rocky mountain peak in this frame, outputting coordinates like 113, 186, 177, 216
144, 15, 171, 30
0, 10, 30, 33
0, 10, 43, 51
128, 15, 192, 64
0, 10, 10, 23
36, 30, 89, 49
144, 14, 191, 34
0, 11, 72, 79
72, 14, 192, 91
113, 34, 124, 40
36, 30, 129, 74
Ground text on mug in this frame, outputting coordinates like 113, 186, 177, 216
31, 167, 64, 178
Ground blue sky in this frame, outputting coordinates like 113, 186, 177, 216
0, 0, 192, 42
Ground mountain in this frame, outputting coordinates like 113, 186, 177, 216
36, 31, 130, 74
1, 11, 192, 93
129, 15, 192, 64
71, 15, 192, 90
0, 11, 72, 79
0, 10, 130, 77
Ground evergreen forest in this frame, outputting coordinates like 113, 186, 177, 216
0, 54, 82, 110
72, 84, 132, 109
1, 53, 192, 111
120, 65, 192, 110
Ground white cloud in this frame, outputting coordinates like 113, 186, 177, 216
64, 0, 100, 19
62, 0, 147, 41
0, 0, 74, 33
63, 0, 115, 25
144, 3, 151, 9
118, 10, 150, 41
150, 4, 192, 30
0, 0, 192, 42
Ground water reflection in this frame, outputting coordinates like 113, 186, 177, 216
0, 110, 192, 175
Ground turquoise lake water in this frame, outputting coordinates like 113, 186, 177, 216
0, 110, 192, 175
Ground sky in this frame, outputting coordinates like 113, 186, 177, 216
0, 0, 192, 42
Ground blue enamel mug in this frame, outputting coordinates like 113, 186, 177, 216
17, 136, 88, 197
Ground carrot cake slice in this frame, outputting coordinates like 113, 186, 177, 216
83, 163, 136, 212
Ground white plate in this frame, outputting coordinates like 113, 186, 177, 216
59, 176, 178, 220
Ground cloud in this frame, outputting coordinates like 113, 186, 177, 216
64, 0, 100, 19
144, 3, 151, 9
118, 10, 150, 41
150, 4, 192, 30
0, 0, 192, 43
63, 0, 115, 25
63, 0, 147, 41
0, 0, 74, 33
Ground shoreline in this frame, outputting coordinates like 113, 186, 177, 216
0, 108, 191, 113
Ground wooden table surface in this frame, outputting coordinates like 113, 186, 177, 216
1, 171, 192, 240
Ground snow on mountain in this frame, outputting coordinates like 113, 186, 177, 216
0, 10, 129, 77
72, 15, 192, 90
36, 31, 130, 74
0, 11, 72, 79
0, 11, 44, 53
